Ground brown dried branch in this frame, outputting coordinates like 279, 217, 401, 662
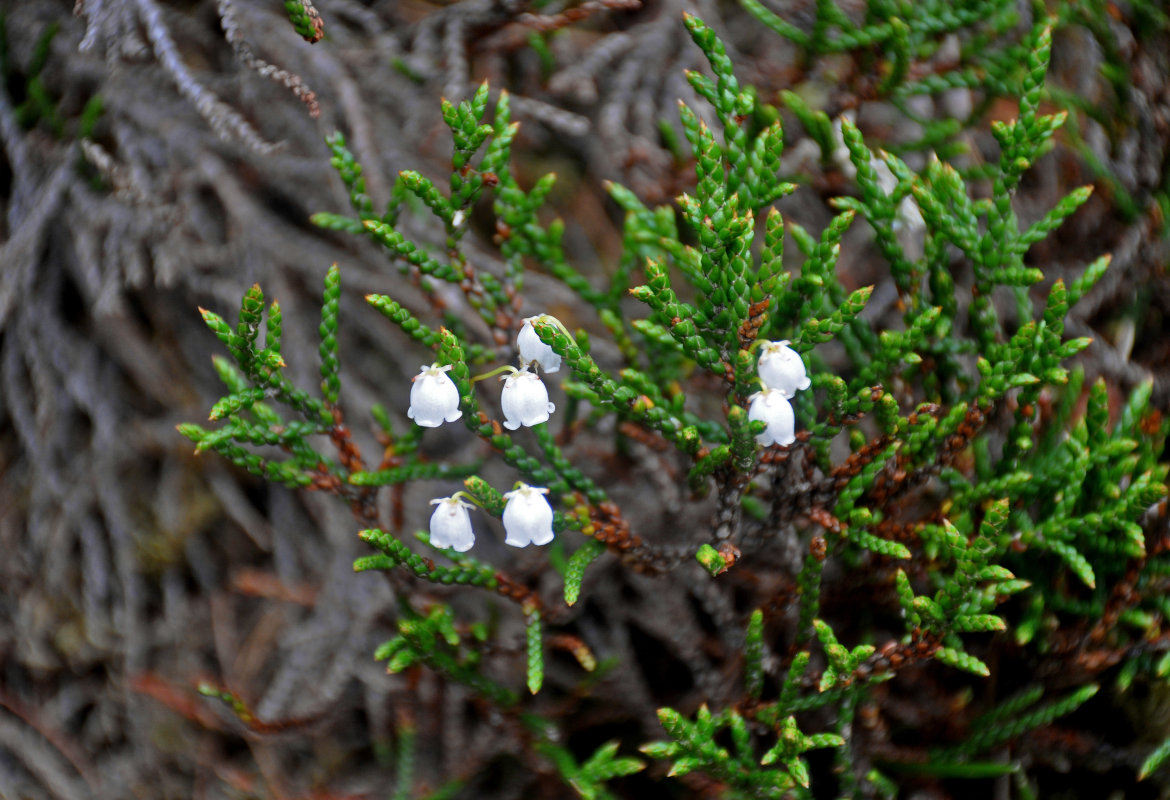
215, 0, 321, 119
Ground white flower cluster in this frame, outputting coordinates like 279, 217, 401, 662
406, 316, 560, 432
748, 340, 810, 447
410, 315, 562, 551
428, 484, 554, 552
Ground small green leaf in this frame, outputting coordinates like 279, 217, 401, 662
696, 543, 728, 577
934, 647, 990, 677
565, 539, 605, 606
1139, 735, 1170, 780
526, 608, 544, 694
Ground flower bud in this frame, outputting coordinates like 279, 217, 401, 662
517, 316, 561, 373
428, 496, 476, 552
757, 340, 810, 397
501, 367, 555, 430
502, 484, 554, 547
408, 363, 462, 427
749, 388, 796, 447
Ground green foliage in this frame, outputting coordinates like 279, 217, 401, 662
390, 716, 416, 800
1, 13, 102, 138
526, 606, 544, 694
642, 704, 841, 797
744, 608, 765, 700
375, 604, 518, 707
933, 684, 1100, 759
183, 3, 1170, 796
283, 0, 323, 43
564, 538, 604, 606
1140, 735, 1170, 781
2, 15, 60, 134
538, 739, 644, 800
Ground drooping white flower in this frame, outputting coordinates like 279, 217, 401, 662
408, 363, 462, 427
428, 496, 476, 552
757, 340, 811, 397
831, 113, 924, 235
501, 367, 555, 430
748, 388, 796, 447
502, 484, 554, 547
517, 316, 561, 373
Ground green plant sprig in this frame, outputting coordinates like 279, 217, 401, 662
374, 605, 518, 707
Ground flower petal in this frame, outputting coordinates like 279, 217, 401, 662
518, 316, 562, 373
748, 389, 795, 447
429, 496, 475, 552
501, 368, 553, 428
409, 364, 462, 427
502, 484, 554, 547
758, 341, 810, 397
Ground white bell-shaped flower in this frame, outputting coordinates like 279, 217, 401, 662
749, 388, 796, 447
517, 316, 561, 373
428, 496, 476, 552
502, 484, 554, 547
408, 363, 462, 427
501, 367, 555, 430
757, 340, 811, 397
